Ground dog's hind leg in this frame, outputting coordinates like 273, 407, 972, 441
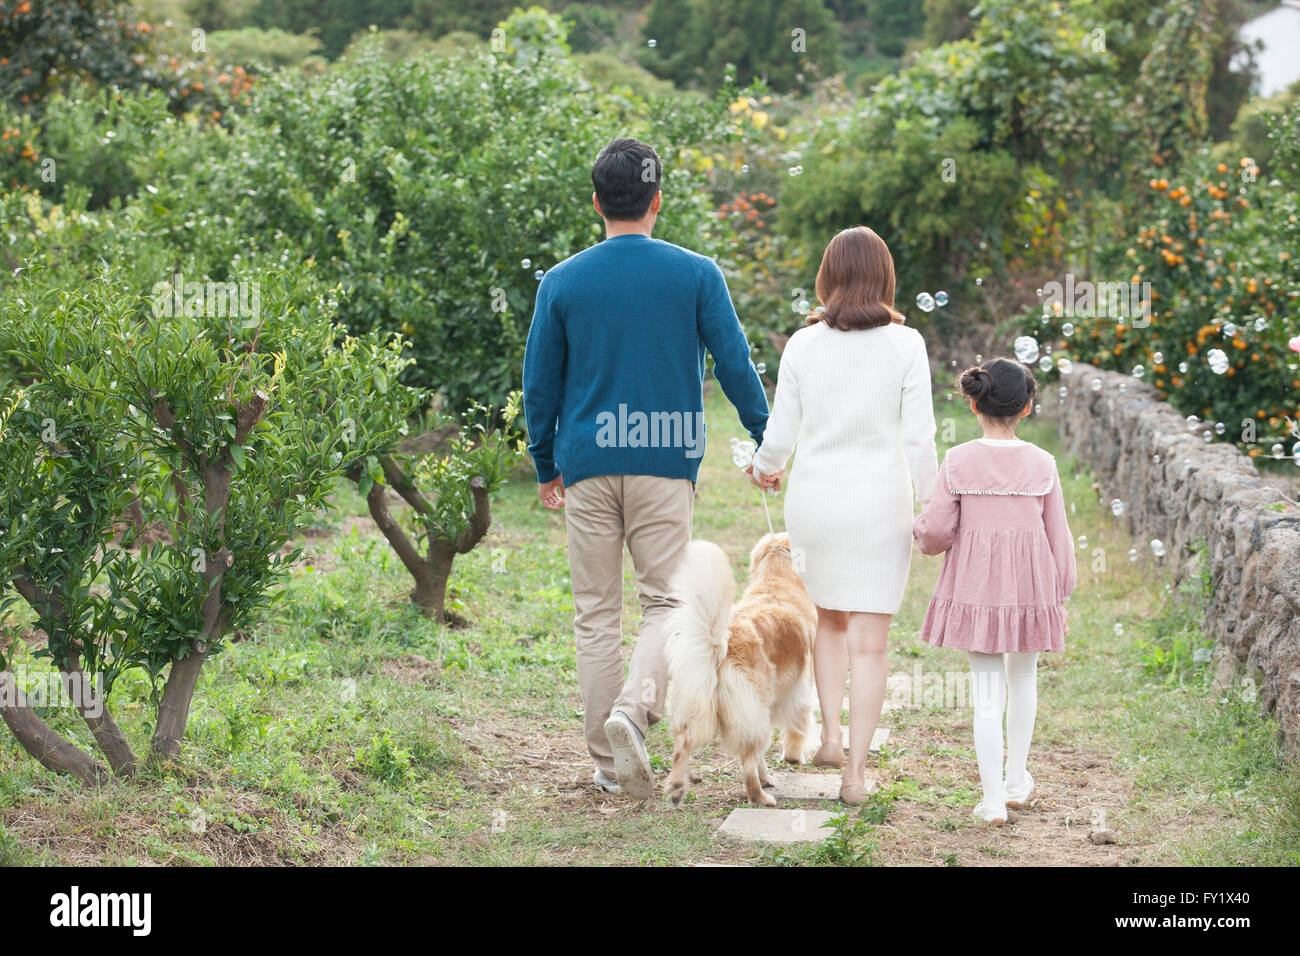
741, 748, 777, 806
780, 682, 818, 765
757, 750, 773, 788
664, 727, 695, 807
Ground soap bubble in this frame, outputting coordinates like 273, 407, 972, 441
1272, 443, 1285, 458
951, 359, 958, 368
740, 163, 750, 174
1057, 358, 1073, 374
521, 258, 532, 269
1150, 539, 1166, 558
975, 277, 983, 286
1062, 323, 1075, 337
1178, 361, 1189, 374
1034, 403, 1041, 414
1014, 335, 1040, 364
1186, 415, 1200, 430
1090, 378, 1102, 392
1203, 431, 1213, 443
1152, 351, 1164, 365
1223, 322, 1238, 336
1114, 623, 1124, 636
1131, 365, 1145, 379
1038, 356, 1053, 372
1128, 548, 1138, 562
915, 292, 935, 312
730, 437, 756, 469
788, 165, 804, 176
647, 38, 657, 47
1153, 454, 1161, 464
1207, 348, 1229, 374
755, 362, 767, 374
935, 291, 949, 307
1111, 499, 1125, 516
534, 269, 545, 281
1058, 386, 1068, 398
1214, 422, 1226, 435
795, 299, 810, 314
1119, 383, 1127, 393
1077, 534, 1088, 550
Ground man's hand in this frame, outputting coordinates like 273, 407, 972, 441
538, 476, 565, 510
745, 464, 783, 493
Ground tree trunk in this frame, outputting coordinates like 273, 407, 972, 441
0, 672, 109, 786
412, 547, 455, 623
150, 644, 209, 762
358, 465, 493, 623
63, 660, 137, 776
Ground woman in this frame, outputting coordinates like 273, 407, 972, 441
749, 226, 938, 803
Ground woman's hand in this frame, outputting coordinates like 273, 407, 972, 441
745, 464, 783, 493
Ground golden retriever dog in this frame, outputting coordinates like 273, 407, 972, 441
663, 532, 818, 806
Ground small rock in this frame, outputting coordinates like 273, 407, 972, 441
1089, 828, 1117, 845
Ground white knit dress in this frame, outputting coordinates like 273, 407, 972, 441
750, 320, 939, 613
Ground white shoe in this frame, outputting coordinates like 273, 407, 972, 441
604, 710, 653, 800
1004, 772, 1034, 809
973, 801, 1010, 826
593, 769, 622, 793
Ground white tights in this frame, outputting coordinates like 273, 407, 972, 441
967, 651, 1038, 813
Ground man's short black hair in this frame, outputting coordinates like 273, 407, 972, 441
591, 138, 662, 221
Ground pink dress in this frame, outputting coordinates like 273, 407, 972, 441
912, 438, 1076, 653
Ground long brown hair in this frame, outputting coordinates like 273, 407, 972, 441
808, 226, 903, 330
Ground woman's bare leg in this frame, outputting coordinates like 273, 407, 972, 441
843, 612, 891, 789
812, 606, 850, 766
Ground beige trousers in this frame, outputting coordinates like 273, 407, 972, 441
563, 474, 694, 779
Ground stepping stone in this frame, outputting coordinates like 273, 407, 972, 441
716, 808, 837, 844
769, 772, 878, 801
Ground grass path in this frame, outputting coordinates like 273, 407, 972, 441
0, 384, 1295, 866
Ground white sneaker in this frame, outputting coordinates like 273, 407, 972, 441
593, 769, 622, 793
604, 710, 653, 800
1004, 772, 1034, 809
973, 801, 1010, 826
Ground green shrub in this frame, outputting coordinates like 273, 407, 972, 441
0, 259, 411, 782
1016, 103, 1300, 457
140, 12, 735, 409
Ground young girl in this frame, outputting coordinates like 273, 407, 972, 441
912, 358, 1076, 825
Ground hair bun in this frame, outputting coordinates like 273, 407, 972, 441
960, 366, 991, 399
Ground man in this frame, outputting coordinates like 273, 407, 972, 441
522, 137, 768, 799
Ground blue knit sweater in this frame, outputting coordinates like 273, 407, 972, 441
522, 234, 769, 486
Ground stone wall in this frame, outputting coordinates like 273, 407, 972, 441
1055, 363, 1300, 747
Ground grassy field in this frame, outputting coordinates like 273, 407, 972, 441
0, 383, 1296, 866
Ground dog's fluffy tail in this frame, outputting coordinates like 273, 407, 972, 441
665, 540, 734, 743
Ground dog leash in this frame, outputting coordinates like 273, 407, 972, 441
758, 484, 776, 537
732, 437, 779, 538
